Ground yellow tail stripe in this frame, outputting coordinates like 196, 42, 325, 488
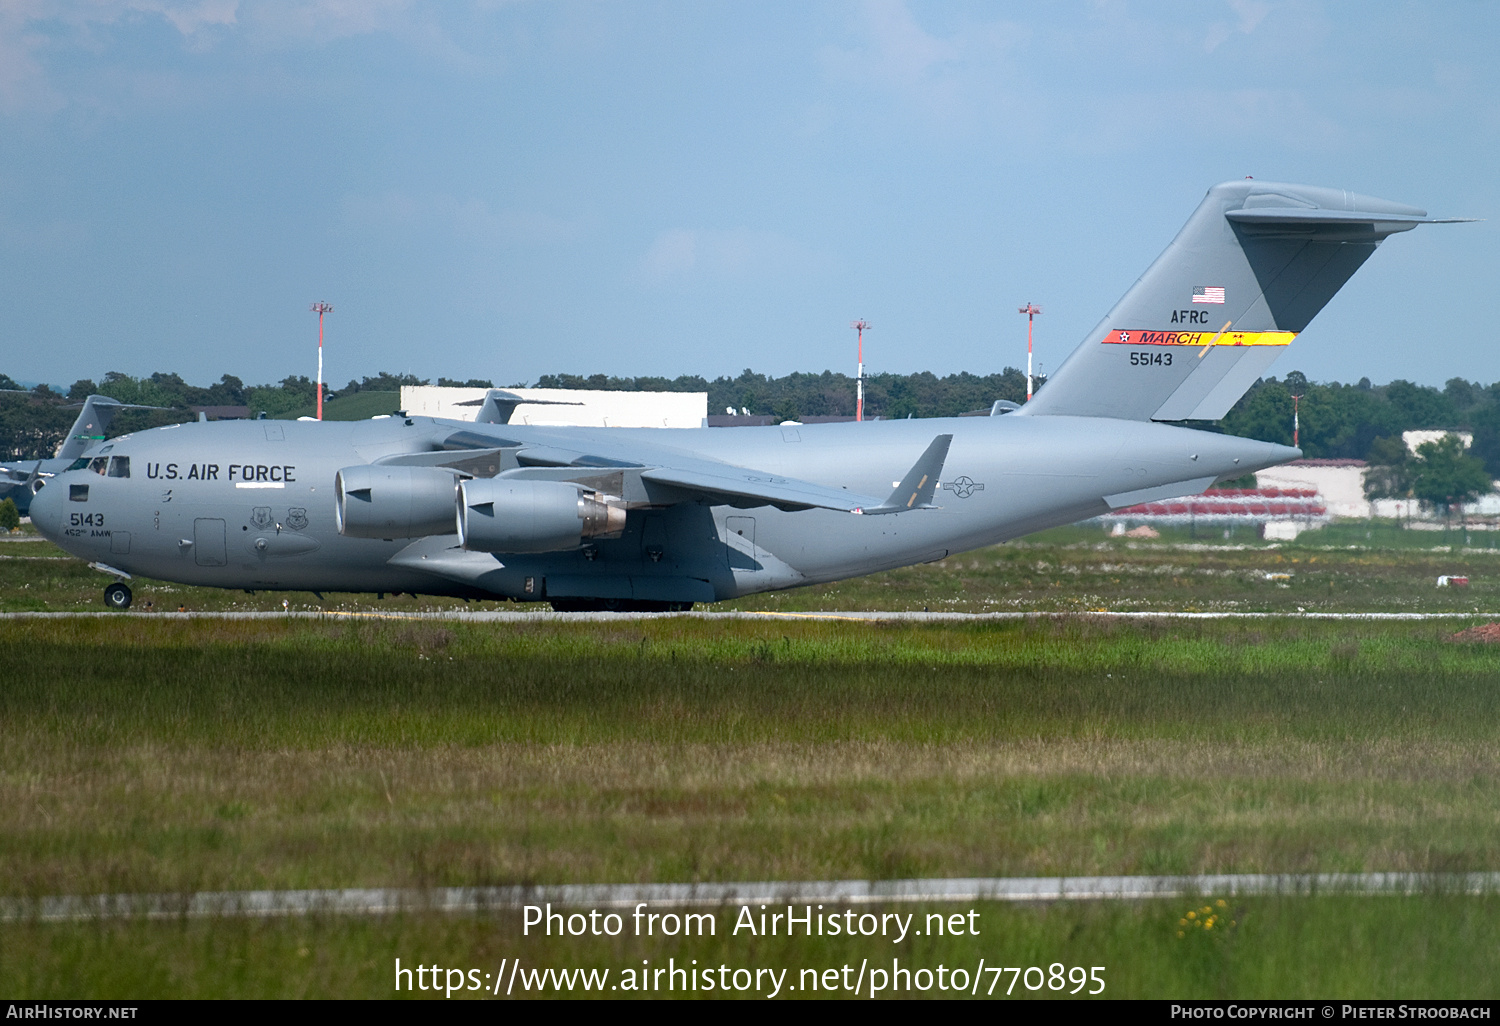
1103, 329, 1296, 347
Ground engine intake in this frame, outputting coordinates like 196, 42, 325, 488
458, 478, 626, 553
335, 465, 460, 539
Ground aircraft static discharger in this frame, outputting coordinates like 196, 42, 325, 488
28, 181, 1471, 610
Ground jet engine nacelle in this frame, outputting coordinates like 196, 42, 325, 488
335, 465, 460, 539
458, 478, 626, 553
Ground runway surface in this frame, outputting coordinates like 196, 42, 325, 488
3, 609, 1497, 622
6, 873, 1498, 921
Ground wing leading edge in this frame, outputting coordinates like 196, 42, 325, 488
395, 422, 955, 515
641, 433, 952, 514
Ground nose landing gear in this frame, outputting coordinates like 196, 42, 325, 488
103, 582, 133, 610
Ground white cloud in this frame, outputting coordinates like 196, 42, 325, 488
240, 0, 413, 45
339, 190, 582, 246
636, 228, 828, 287
0, 0, 493, 114
817, 0, 1025, 130
1204, 0, 1273, 53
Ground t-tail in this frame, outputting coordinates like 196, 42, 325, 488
54, 395, 166, 461
1020, 180, 1471, 422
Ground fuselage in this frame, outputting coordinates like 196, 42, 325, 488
28, 414, 1298, 605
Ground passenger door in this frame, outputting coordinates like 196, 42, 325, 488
193, 518, 227, 567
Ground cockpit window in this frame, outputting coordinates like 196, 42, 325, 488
88, 457, 108, 476
67, 458, 90, 471
107, 456, 130, 478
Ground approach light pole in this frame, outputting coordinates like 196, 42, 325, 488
1019, 303, 1042, 401
310, 301, 333, 420
851, 320, 871, 421
1291, 393, 1303, 449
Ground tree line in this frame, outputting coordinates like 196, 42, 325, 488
4, 366, 1500, 482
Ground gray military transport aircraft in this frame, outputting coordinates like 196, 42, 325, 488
27, 180, 1469, 610
1, 394, 162, 517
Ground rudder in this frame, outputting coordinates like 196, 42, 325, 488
1020, 180, 1466, 421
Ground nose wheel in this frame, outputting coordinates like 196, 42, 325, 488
103, 582, 133, 610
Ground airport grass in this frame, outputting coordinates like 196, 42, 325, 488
7, 523, 1500, 614
7, 614, 1500, 997
275, 390, 402, 422
6, 895, 1500, 999
5, 616, 1500, 901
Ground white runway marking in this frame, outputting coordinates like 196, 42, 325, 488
2, 609, 1496, 622
6, 873, 1498, 921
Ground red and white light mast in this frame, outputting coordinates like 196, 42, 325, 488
310, 301, 333, 420
1291, 392, 1303, 449
1018, 302, 1042, 402
851, 319, 871, 421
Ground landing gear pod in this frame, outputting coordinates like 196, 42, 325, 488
335, 465, 461, 539
458, 478, 626, 554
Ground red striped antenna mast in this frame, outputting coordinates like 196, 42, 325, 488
310, 301, 333, 420
1018, 303, 1042, 402
851, 320, 871, 421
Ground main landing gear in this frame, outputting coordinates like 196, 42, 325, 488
103, 582, 133, 610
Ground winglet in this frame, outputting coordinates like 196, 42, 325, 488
454, 389, 584, 425
861, 434, 953, 515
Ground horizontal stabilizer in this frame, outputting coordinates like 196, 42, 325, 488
1021, 181, 1470, 422
862, 434, 953, 515
455, 389, 583, 425
1225, 208, 1476, 227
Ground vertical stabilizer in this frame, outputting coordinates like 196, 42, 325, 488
454, 389, 583, 425
54, 396, 134, 460
1021, 181, 1467, 421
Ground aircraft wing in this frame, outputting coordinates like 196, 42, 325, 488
638, 464, 879, 513
644, 432, 953, 514
422, 423, 952, 514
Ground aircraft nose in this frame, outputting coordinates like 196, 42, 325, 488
28, 477, 64, 541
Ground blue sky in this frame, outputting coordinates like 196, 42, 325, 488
1, 1, 1494, 392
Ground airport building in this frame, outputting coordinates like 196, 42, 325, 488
1096, 440, 1500, 539
400, 385, 707, 428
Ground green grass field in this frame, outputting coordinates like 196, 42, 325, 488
274, 390, 402, 422
4, 521, 1500, 614
7, 615, 1500, 896
8, 896, 1500, 999
6, 533, 1500, 998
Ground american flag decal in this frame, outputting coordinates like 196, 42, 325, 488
1192, 286, 1226, 304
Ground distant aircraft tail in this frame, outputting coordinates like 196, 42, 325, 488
1020, 181, 1470, 421
453, 389, 583, 425
54, 395, 165, 460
